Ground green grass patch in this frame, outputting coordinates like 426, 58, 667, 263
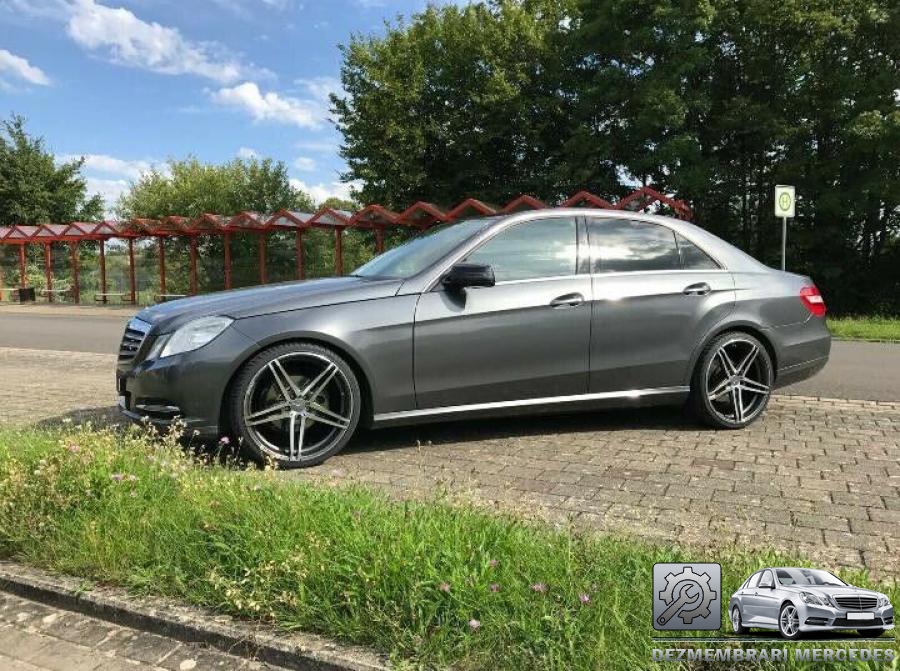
829, 316, 900, 342
0, 425, 896, 670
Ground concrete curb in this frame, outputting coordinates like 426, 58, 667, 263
0, 561, 388, 671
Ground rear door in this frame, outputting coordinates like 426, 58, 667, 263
413, 216, 592, 408
587, 218, 735, 392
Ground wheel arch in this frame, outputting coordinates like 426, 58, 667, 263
687, 320, 779, 386
218, 334, 375, 437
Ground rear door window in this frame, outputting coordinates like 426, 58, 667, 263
587, 219, 681, 273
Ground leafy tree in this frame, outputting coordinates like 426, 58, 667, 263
116, 157, 314, 219
0, 115, 103, 226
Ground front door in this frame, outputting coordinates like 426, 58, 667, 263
414, 216, 592, 409
586, 217, 736, 392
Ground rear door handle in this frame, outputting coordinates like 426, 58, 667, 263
550, 293, 584, 308
683, 282, 711, 296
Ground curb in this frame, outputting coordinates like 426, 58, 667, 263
0, 561, 388, 671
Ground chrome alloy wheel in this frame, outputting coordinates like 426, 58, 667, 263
704, 336, 772, 425
241, 352, 354, 463
731, 607, 741, 632
780, 605, 800, 638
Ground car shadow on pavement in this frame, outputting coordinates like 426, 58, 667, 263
344, 404, 710, 456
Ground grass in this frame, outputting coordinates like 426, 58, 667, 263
829, 316, 900, 342
0, 425, 897, 670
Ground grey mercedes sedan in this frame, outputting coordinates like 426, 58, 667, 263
730, 568, 894, 639
117, 209, 830, 467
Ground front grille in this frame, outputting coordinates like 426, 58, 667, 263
835, 596, 878, 610
119, 318, 151, 363
832, 616, 883, 628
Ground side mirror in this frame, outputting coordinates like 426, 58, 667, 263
442, 263, 495, 290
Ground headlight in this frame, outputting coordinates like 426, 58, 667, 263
149, 316, 233, 359
800, 592, 827, 606
877, 596, 890, 608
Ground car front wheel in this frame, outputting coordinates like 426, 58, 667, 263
731, 606, 749, 634
231, 342, 362, 468
778, 603, 802, 640
690, 332, 773, 429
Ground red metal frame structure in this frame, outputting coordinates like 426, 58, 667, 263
0, 186, 691, 303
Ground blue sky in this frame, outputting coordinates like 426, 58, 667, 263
0, 0, 462, 211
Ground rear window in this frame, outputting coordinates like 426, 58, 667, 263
677, 233, 719, 270
588, 219, 681, 273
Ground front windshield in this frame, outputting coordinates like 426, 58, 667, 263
775, 568, 846, 587
353, 217, 498, 279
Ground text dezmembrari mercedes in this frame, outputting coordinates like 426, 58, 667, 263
117, 210, 831, 467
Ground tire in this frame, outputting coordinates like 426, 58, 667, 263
230, 342, 362, 468
731, 606, 749, 634
778, 603, 802, 640
689, 331, 773, 429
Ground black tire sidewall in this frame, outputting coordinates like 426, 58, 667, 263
692, 332, 773, 429
230, 342, 362, 468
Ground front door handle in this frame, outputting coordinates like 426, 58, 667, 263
683, 282, 711, 296
549, 293, 584, 308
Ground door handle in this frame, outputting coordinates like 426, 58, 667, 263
683, 282, 711, 296
549, 293, 584, 308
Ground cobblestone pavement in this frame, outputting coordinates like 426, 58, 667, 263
1, 347, 899, 576
0, 592, 285, 670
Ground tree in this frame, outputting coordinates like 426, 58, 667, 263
116, 157, 314, 219
0, 115, 103, 226
332, 0, 576, 209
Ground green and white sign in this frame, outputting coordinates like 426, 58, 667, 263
775, 185, 795, 218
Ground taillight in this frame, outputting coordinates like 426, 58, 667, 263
800, 285, 826, 317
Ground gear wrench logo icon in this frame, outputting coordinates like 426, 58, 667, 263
652, 563, 721, 631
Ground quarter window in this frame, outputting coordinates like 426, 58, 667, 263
588, 219, 681, 273
677, 234, 719, 270
465, 217, 577, 282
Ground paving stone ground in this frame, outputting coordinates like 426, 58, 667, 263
0, 592, 285, 671
1, 346, 899, 576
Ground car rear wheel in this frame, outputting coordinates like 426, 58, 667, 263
778, 603, 802, 640
690, 332, 773, 429
731, 606, 749, 634
231, 342, 362, 468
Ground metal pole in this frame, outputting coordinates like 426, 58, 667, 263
128, 238, 137, 304
44, 243, 53, 303
70, 241, 80, 303
99, 239, 107, 303
781, 217, 787, 270
19, 245, 26, 287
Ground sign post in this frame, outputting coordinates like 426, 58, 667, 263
774, 185, 795, 270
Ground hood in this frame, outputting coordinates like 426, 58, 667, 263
137, 276, 403, 333
781, 585, 882, 598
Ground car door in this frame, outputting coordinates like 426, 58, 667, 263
753, 570, 780, 625
413, 216, 592, 409
740, 572, 764, 623
586, 217, 736, 393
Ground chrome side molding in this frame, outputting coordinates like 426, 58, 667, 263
373, 386, 690, 424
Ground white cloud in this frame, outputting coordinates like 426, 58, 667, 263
296, 76, 341, 102
64, 0, 263, 83
211, 81, 324, 128
0, 49, 51, 86
295, 139, 339, 154
293, 156, 316, 172
237, 146, 259, 159
84, 177, 129, 215
60, 153, 156, 180
290, 178, 357, 206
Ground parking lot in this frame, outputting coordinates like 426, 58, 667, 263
1, 306, 898, 576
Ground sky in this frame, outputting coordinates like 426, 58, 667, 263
0, 0, 464, 212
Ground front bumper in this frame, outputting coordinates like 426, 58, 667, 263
797, 603, 893, 633
116, 324, 259, 439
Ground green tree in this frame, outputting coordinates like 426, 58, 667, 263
0, 115, 103, 226
116, 156, 314, 219
332, 0, 576, 209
